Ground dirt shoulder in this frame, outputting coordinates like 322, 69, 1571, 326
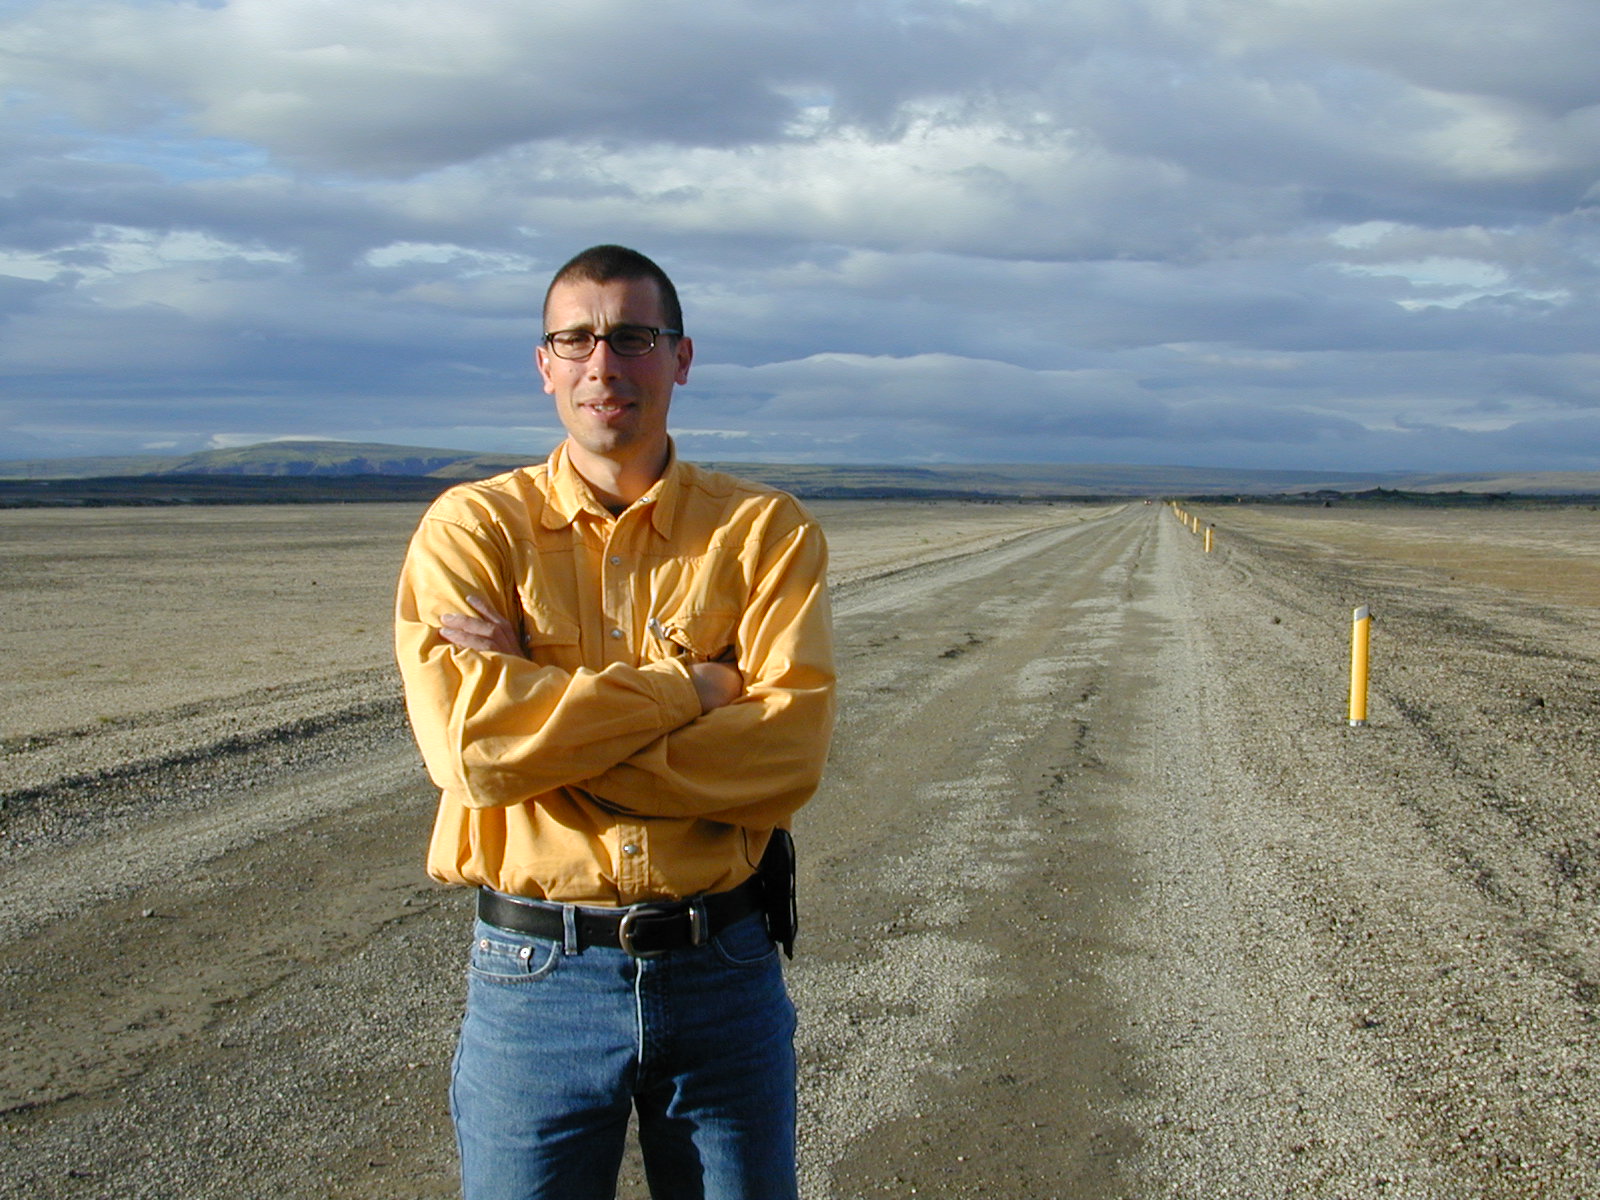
1121, 503, 1600, 1197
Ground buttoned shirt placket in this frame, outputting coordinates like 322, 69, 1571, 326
595, 497, 652, 903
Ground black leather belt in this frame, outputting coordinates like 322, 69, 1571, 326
477, 877, 764, 958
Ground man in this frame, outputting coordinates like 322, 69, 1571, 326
395, 244, 835, 1200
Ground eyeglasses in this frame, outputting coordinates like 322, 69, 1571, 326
542, 325, 682, 360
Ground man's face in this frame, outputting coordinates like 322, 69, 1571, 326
536, 275, 692, 475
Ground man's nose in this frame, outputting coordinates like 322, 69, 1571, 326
586, 336, 624, 377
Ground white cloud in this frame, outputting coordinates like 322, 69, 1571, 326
1, 0, 1598, 471
1205, 0, 1600, 115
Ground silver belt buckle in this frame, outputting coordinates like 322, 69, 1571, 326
617, 899, 706, 958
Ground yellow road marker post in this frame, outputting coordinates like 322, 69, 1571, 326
1204, 524, 1214, 553
1349, 605, 1371, 727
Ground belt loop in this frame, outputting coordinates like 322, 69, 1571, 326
561, 904, 580, 955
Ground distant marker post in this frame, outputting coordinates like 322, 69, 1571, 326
1349, 605, 1371, 727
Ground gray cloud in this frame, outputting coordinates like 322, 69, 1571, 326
2, 0, 1598, 472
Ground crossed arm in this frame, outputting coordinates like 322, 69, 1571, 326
439, 595, 744, 715
398, 503, 834, 826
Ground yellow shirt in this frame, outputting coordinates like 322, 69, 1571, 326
394, 444, 836, 904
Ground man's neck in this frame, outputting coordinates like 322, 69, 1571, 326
564, 439, 670, 510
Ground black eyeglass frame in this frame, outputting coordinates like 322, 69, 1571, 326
541, 325, 684, 360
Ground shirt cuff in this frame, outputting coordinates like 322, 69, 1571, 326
643, 657, 705, 729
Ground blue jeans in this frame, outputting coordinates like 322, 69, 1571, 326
451, 910, 798, 1200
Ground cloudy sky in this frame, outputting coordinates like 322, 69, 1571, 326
4, 0, 1599, 471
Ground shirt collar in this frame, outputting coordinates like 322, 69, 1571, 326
540, 440, 683, 539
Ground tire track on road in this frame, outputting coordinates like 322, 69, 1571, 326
792, 505, 1157, 1198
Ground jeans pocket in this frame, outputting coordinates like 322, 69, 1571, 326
467, 922, 562, 983
710, 912, 778, 968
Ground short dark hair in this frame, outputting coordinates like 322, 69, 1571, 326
543, 244, 684, 335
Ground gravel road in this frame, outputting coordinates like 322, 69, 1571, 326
3, 499, 1598, 1199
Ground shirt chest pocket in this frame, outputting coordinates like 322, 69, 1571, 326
646, 610, 740, 665
518, 603, 583, 671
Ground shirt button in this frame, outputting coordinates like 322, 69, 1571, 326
609, 555, 622, 566
610, 628, 624, 639
622, 842, 641, 856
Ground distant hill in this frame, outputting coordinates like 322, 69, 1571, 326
691, 461, 1408, 498
2, 439, 1598, 505
0, 440, 528, 481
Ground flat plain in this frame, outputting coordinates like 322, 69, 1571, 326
3, 496, 1599, 1198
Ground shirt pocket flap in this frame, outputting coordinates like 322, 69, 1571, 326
519, 603, 580, 648
654, 610, 739, 661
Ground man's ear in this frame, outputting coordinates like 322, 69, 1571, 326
535, 345, 557, 395
674, 335, 693, 386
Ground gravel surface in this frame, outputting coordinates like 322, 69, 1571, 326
3, 499, 1598, 1198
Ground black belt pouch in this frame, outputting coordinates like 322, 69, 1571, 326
758, 828, 798, 958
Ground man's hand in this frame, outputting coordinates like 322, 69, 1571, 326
441, 596, 741, 712
690, 661, 743, 713
438, 595, 523, 655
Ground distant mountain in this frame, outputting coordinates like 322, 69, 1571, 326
711, 461, 1408, 498
0, 440, 533, 482
2, 439, 1597, 499
160, 441, 488, 477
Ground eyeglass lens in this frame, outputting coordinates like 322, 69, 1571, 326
547, 327, 662, 359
